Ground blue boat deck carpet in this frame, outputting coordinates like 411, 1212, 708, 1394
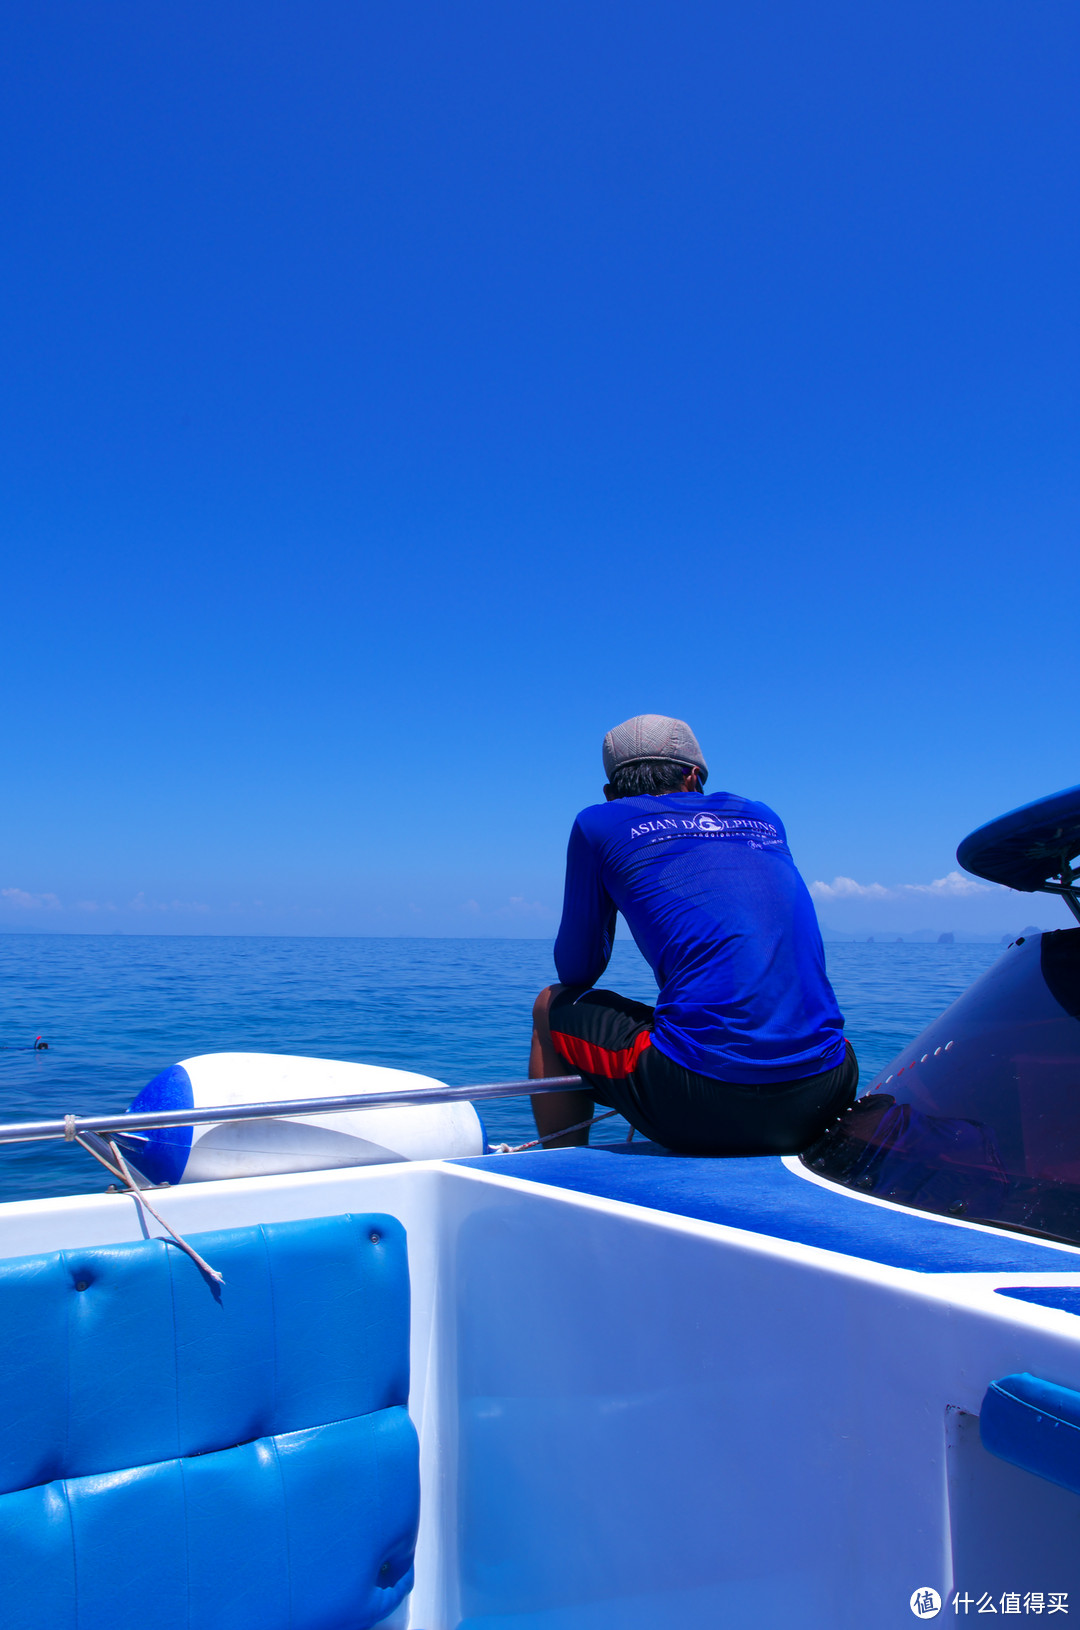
460, 1148, 1080, 1275
997, 1287, 1080, 1316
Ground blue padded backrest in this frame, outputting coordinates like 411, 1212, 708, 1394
980, 1371, 1080, 1497
0, 1212, 411, 1488
0, 1213, 419, 1630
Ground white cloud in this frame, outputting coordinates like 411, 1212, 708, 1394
810, 870, 993, 903
809, 877, 892, 902
459, 896, 552, 919
505, 896, 550, 917
906, 870, 992, 897
1, 887, 61, 911
128, 892, 209, 914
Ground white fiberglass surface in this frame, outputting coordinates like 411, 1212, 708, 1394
3, 1161, 1080, 1627
946, 1407, 1080, 1603
438, 1167, 1080, 1630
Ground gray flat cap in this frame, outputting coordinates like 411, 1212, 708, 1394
602, 715, 708, 782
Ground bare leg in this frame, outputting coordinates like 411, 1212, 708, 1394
530, 984, 594, 1148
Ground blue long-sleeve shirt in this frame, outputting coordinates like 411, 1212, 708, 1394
553, 789, 846, 1084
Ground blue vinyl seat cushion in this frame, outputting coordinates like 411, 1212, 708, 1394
980, 1371, 1080, 1496
0, 1212, 419, 1630
0, 1410, 418, 1630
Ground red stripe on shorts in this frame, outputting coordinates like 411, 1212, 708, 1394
551, 1027, 653, 1080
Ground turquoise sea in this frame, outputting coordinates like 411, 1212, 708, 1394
0, 935, 1004, 1202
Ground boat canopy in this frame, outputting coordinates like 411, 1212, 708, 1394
957, 784, 1080, 922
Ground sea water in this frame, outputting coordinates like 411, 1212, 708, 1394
0, 934, 1004, 1202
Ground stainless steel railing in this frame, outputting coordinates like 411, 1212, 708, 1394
0, 1075, 585, 1145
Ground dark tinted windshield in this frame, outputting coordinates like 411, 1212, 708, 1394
802, 929, 1080, 1245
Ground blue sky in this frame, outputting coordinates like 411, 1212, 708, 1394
0, 1, 1076, 938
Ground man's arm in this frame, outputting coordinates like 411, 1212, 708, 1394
553, 818, 617, 988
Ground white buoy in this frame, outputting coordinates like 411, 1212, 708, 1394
122, 1052, 484, 1183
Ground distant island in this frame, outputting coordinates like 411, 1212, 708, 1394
819, 924, 1046, 944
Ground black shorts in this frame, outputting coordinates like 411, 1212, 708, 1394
548, 985, 858, 1156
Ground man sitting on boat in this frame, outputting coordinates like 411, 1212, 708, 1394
530, 714, 857, 1153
